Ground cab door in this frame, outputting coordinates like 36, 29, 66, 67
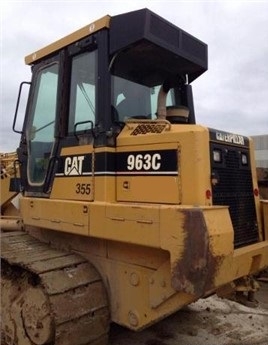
20, 31, 110, 200
50, 50, 97, 201
24, 60, 60, 195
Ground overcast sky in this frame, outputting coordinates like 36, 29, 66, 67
1, 1, 268, 152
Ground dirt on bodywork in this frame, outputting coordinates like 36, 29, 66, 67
171, 209, 222, 297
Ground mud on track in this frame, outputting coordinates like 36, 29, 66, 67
1, 277, 267, 345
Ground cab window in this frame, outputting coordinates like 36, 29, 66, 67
112, 75, 175, 122
68, 51, 96, 133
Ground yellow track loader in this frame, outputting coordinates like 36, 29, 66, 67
1, 8, 268, 345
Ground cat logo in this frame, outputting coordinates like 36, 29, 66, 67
64, 156, 85, 176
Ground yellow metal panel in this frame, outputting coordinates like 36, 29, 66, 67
86, 254, 196, 330
202, 207, 233, 256
94, 176, 116, 202
117, 175, 179, 203
179, 127, 211, 206
107, 241, 169, 269
160, 206, 232, 296
50, 144, 94, 201
20, 198, 89, 236
149, 260, 176, 308
90, 202, 160, 247
50, 176, 94, 201
116, 142, 180, 203
159, 205, 186, 262
116, 124, 212, 206
232, 241, 268, 277
60, 145, 93, 155
25, 16, 110, 65
202, 207, 234, 288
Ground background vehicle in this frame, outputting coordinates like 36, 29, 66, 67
1, 8, 268, 345
257, 167, 268, 199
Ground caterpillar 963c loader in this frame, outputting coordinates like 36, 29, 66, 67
1, 8, 268, 345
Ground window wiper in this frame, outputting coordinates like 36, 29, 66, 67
78, 82, 95, 114
34, 120, 55, 133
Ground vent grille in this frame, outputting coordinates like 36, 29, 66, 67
130, 124, 166, 136
210, 144, 259, 248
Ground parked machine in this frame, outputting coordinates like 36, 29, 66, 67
257, 167, 268, 199
1, 8, 268, 345
0, 152, 22, 227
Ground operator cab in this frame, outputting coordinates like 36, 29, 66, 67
15, 8, 207, 195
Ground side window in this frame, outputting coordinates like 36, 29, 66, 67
68, 51, 96, 133
27, 63, 58, 185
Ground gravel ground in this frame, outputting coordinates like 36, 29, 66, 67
110, 281, 268, 345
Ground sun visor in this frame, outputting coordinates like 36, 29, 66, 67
109, 8, 208, 86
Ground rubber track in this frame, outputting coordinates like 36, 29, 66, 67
1, 231, 110, 345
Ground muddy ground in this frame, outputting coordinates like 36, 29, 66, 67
110, 281, 268, 345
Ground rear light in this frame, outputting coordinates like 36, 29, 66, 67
206, 189, 212, 199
